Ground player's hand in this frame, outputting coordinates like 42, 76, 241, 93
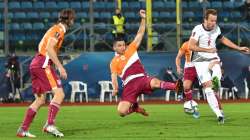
58, 66, 67, 80
112, 89, 118, 96
238, 46, 250, 54
176, 67, 183, 75
207, 48, 217, 53
139, 10, 146, 19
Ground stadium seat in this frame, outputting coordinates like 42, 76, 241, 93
165, 90, 177, 101
76, 12, 88, 19
8, 12, 14, 19
152, 11, 159, 18
82, 2, 90, 10
128, 2, 141, 10
153, 1, 165, 10
69, 81, 88, 103
33, 1, 45, 9
0, 2, 3, 9
40, 12, 50, 19
231, 11, 241, 18
98, 81, 117, 102
164, 1, 175, 9
244, 78, 249, 99
33, 22, 45, 30
57, 1, 69, 9
181, 1, 188, 9
124, 12, 136, 19
51, 12, 59, 19
22, 22, 32, 30
223, 1, 234, 9
10, 23, 20, 30
9, 2, 20, 9
70, 2, 81, 9
100, 12, 111, 20
14, 12, 26, 19
159, 12, 171, 19
20, 1, 32, 9
183, 11, 194, 19
27, 12, 39, 19
234, 1, 244, 8
105, 2, 116, 11
94, 2, 105, 10
45, 1, 57, 9
94, 12, 100, 19
188, 1, 201, 9
211, 1, 222, 9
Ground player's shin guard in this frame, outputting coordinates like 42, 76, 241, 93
160, 81, 176, 90
47, 102, 60, 125
20, 107, 37, 131
184, 90, 193, 101
204, 87, 223, 117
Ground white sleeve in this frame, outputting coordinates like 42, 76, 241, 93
190, 26, 201, 41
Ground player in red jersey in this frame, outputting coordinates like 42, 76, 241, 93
110, 10, 182, 117
17, 9, 75, 138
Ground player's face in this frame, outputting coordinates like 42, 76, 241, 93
205, 14, 217, 30
114, 41, 126, 55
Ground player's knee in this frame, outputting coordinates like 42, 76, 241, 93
150, 78, 160, 88
117, 108, 127, 117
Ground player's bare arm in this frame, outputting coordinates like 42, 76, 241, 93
111, 73, 119, 96
220, 37, 250, 54
46, 37, 67, 80
175, 50, 184, 75
132, 10, 146, 47
189, 38, 217, 53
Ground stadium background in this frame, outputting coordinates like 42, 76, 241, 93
0, 0, 249, 101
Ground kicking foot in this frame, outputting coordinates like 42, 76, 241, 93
217, 116, 225, 125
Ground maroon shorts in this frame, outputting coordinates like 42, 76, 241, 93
121, 76, 153, 103
183, 67, 197, 82
30, 67, 62, 94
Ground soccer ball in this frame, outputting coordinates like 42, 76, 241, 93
183, 100, 198, 114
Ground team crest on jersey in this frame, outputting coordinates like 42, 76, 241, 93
54, 32, 60, 39
120, 55, 126, 60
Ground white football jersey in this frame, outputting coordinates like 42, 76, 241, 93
190, 24, 222, 62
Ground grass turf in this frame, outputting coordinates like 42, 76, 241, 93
0, 103, 250, 140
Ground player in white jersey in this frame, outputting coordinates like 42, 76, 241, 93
189, 9, 250, 124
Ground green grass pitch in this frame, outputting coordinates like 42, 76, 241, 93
0, 103, 250, 140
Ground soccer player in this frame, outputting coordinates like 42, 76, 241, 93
17, 9, 75, 137
175, 41, 200, 118
110, 10, 182, 117
189, 9, 249, 124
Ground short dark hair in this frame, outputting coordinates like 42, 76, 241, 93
113, 37, 125, 46
58, 9, 75, 26
204, 9, 217, 20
